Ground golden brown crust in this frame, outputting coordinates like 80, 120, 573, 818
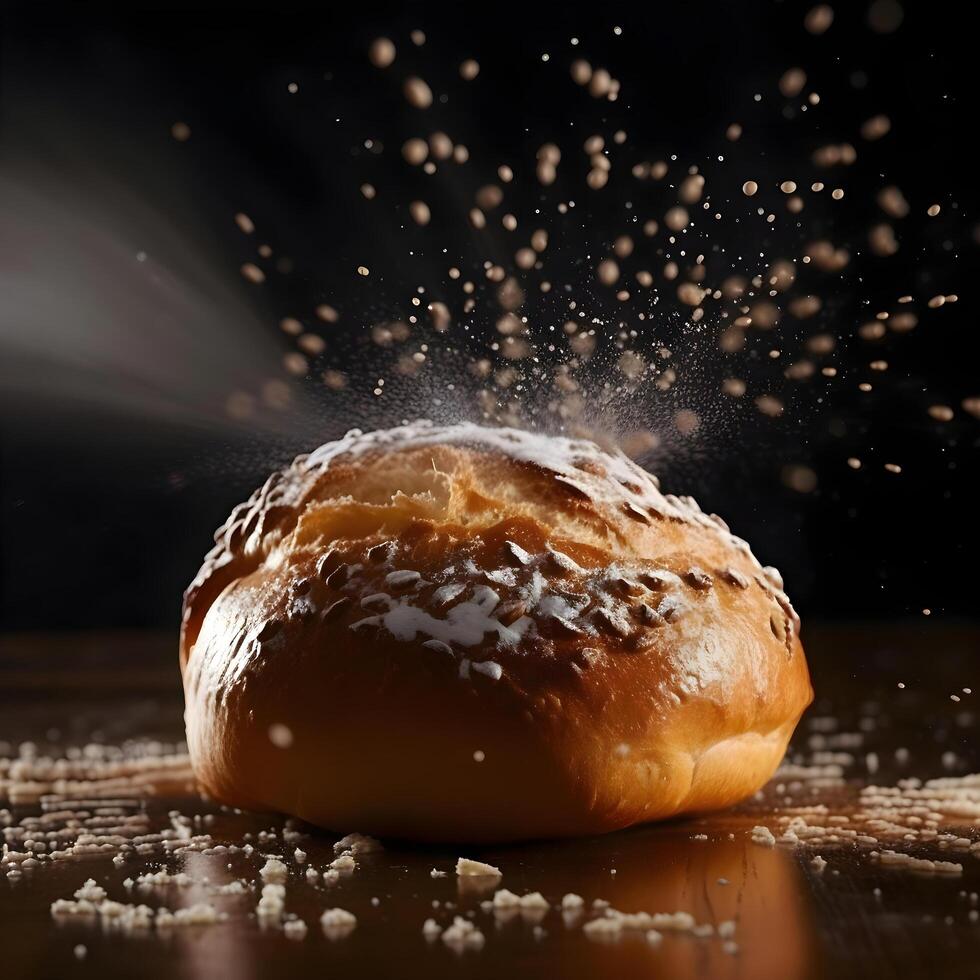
180, 424, 812, 842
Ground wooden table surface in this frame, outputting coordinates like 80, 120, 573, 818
1, 622, 978, 980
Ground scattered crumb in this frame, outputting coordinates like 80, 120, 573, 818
456, 857, 502, 878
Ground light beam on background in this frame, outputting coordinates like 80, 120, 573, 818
0, 166, 317, 441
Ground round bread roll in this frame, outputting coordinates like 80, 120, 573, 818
180, 424, 812, 842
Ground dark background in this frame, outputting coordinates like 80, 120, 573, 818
1, 0, 978, 634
